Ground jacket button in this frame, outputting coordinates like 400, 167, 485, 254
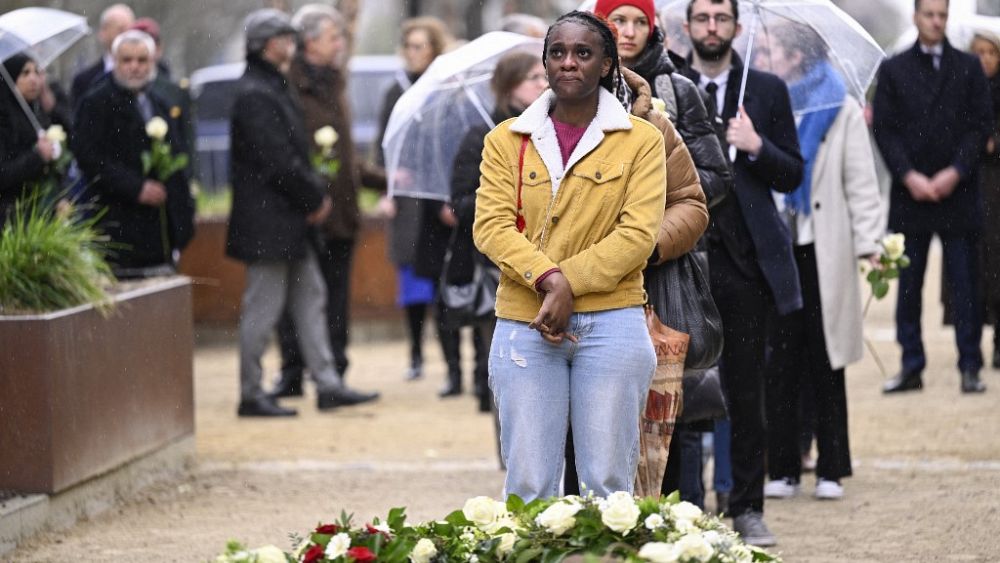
529, 171, 536, 180
552, 216, 559, 224
595, 171, 602, 180
525, 271, 533, 280
814, 202, 821, 210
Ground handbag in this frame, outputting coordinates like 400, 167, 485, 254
439, 247, 499, 330
644, 250, 723, 369
678, 366, 728, 423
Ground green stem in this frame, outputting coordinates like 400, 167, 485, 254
862, 291, 887, 378
159, 204, 171, 265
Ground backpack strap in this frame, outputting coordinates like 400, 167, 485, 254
654, 74, 679, 124
515, 134, 529, 233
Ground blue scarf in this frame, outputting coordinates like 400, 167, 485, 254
784, 62, 845, 216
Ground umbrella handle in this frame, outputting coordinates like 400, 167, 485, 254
730, 2, 760, 164
0, 61, 44, 133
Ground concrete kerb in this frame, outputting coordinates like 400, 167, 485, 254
0, 435, 195, 558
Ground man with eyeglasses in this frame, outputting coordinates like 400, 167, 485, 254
678, 0, 804, 547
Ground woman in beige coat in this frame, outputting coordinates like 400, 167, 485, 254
756, 24, 884, 501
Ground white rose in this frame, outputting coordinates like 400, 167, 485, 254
671, 501, 703, 522
599, 492, 641, 534
45, 124, 67, 143
675, 533, 714, 562
463, 496, 505, 529
324, 532, 351, 560
485, 514, 520, 535
534, 500, 583, 536
314, 125, 339, 149
251, 545, 286, 563
145, 116, 169, 140
702, 530, 721, 545
410, 538, 438, 563
461, 527, 477, 542
644, 513, 665, 530
637, 541, 679, 563
497, 532, 517, 555
650, 97, 667, 114
371, 522, 392, 535
882, 233, 905, 261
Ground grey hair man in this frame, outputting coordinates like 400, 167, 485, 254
73, 28, 195, 277
267, 4, 388, 399
71, 3, 135, 104
226, 8, 380, 417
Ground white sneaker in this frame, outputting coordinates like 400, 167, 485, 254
763, 477, 800, 498
815, 479, 844, 500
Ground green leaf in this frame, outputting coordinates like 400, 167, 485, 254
141, 151, 152, 176
884, 268, 899, 280
507, 495, 526, 513
866, 269, 880, 284
445, 509, 472, 527
897, 255, 911, 269
387, 507, 407, 530
663, 491, 681, 504
515, 547, 544, 563
873, 279, 890, 299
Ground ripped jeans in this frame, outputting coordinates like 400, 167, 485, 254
489, 307, 656, 501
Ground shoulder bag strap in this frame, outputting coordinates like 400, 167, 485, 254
516, 134, 529, 233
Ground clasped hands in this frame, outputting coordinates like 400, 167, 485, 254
904, 167, 960, 203
528, 271, 577, 345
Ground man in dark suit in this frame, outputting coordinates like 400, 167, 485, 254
227, 9, 379, 418
873, 0, 993, 395
70, 4, 134, 106
680, 0, 804, 547
73, 30, 194, 277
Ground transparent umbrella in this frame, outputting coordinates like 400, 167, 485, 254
382, 31, 543, 202
0, 7, 90, 131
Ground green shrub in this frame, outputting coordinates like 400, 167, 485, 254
0, 189, 115, 315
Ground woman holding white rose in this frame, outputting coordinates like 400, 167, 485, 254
0, 53, 71, 226
756, 24, 884, 501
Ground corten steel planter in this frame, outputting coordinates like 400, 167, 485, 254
0, 277, 194, 494
178, 215, 400, 324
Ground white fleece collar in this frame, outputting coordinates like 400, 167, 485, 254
510, 88, 632, 195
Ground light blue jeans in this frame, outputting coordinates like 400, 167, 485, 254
490, 307, 656, 501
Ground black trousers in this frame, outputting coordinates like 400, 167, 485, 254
765, 244, 852, 483
709, 245, 773, 516
278, 237, 355, 379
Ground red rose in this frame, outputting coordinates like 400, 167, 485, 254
347, 546, 376, 562
316, 524, 340, 534
365, 524, 391, 538
303, 544, 325, 563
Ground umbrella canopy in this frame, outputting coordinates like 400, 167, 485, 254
659, 0, 884, 116
0, 7, 89, 133
382, 31, 543, 201
0, 7, 90, 67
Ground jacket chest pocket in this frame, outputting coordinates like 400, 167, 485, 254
518, 161, 553, 205
569, 160, 627, 204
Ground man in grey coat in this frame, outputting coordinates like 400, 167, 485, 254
227, 9, 379, 417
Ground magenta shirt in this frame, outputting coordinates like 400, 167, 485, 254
550, 117, 588, 166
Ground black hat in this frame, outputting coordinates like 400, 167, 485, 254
244, 9, 296, 54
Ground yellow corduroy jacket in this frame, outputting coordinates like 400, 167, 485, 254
473, 88, 667, 323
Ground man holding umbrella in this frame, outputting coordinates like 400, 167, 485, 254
679, 0, 803, 547
873, 0, 993, 395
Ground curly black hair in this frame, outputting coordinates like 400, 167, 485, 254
542, 10, 622, 97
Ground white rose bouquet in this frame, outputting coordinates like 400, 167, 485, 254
312, 125, 341, 178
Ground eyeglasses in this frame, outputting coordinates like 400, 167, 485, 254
690, 13, 735, 26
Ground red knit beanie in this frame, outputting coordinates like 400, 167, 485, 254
593, 0, 656, 30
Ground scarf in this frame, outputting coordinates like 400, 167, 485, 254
784, 61, 845, 216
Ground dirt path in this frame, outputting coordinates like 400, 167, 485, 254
10, 247, 1000, 562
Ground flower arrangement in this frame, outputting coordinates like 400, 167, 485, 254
217, 492, 779, 563
312, 126, 341, 178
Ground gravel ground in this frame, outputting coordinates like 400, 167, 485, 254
10, 247, 1000, 562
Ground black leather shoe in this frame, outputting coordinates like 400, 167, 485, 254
883, 370, 923, 393
238, 397, 298, 417
269, 371, 304, 398
317, 386, 380, 410
961, 370, 986, 393
438, 382, 463, 398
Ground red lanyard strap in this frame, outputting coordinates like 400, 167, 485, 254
516, 134, 529, 233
